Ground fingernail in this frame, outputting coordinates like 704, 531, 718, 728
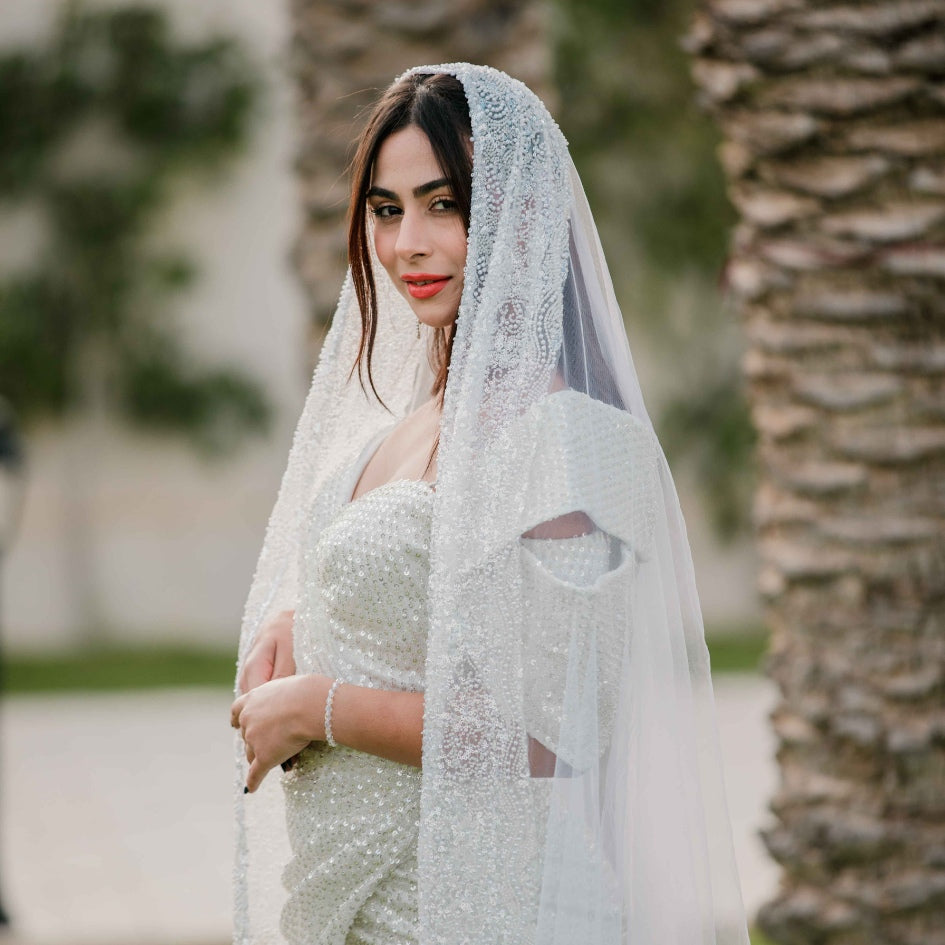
243, 786, 249, 794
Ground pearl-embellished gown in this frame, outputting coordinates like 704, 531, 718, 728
281, 472, 432, 945
279, 456, 612, 945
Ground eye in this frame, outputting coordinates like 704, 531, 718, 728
430, 197, 458, 213
369, 203, 401, 220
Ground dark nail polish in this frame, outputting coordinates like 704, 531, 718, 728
243, 786, 249, 794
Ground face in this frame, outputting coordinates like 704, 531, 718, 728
368, 125, 467, 330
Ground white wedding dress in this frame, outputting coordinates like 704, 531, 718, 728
236, 62, 749, 945
278, 434, 615, 945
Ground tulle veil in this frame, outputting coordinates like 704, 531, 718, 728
234, 62, 749, 945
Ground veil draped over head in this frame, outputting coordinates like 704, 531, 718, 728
235, 63, 749, 945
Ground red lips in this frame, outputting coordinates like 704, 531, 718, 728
402, 273, 451, 299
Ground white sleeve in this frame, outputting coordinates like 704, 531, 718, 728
518, 529, 636, 770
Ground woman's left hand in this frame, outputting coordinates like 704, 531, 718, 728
230, 674, 328, 793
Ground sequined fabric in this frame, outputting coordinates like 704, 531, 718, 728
294, 478, 434, 687
281, 474, 619, 945
282, 480, 432, 945
419, 391, 660, 943
520, 530, 630, 769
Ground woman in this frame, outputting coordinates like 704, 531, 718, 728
231, 64, 749, 945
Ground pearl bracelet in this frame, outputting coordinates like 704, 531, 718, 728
324, 678, 343, 748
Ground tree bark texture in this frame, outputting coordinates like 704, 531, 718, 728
687, 3, 945, 943
289, 0, 552, 332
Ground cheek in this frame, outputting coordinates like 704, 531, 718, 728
373, 227, 397, 277
449, 228, 468, 274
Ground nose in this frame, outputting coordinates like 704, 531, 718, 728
394, 207, 431, 261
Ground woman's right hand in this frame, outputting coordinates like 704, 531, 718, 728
238, 609, 296, 695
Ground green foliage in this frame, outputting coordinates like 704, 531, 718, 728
2, 627, 767, 694
552, 0, 754, 541
705, 625, 769, 674
662, 373, 757, 543
124, 334, 269, 455
0, 4, 269, 454
554, 0, 734, 279
3, 642, 237, 693
749, 927, 778, 945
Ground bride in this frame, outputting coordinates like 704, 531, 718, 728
230, 63, 749, 945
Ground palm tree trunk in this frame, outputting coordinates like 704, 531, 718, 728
686, 2, 945, 943
288, 0, 553, 332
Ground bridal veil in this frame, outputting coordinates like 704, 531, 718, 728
235, 62, 749, 945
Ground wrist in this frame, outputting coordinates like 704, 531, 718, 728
293, 674, 330, 743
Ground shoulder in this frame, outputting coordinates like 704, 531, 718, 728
488, 390, 662, 553
517, 390, 659, 475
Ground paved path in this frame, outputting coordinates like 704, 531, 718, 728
0, 678, 779, 944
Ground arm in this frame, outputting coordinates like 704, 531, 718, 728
330, 681, 424, 768
230, 674, 423, 792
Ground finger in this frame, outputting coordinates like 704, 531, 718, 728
246, 757, 270, 794
245, 742, 255, 765
243, 654, 276, 692
272, 645, 295, 680
230, 695, 246, 729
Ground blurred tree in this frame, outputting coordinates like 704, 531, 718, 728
552, 0, 755, 541
688, 2, 945, 942
0, 4, 269, 454
0, 4, 270, 641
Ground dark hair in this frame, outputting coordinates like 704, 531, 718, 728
347, 73, 472, 407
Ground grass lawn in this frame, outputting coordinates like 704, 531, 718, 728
1, 627, 768, 694
707, 628, 769, 674
2, 644, 237, 694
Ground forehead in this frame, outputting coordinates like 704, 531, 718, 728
371, 125, 444, 189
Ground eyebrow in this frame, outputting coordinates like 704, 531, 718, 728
367, 178, 451, 201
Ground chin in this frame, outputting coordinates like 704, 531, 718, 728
416, 311, 458, 330
407, 295, 460, 330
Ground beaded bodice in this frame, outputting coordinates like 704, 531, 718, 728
294, 477, 434, 688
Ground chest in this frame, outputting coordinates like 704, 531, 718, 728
294, 478, 435, 686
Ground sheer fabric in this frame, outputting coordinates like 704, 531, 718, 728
234, 63, 749, 945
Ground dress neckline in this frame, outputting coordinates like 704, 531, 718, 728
345, 476, 435, 510
344, 420, 437, 508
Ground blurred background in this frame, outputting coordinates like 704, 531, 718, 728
0, 0, 759, 660
4, 1, 942, 944
0, 0, 765, 942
